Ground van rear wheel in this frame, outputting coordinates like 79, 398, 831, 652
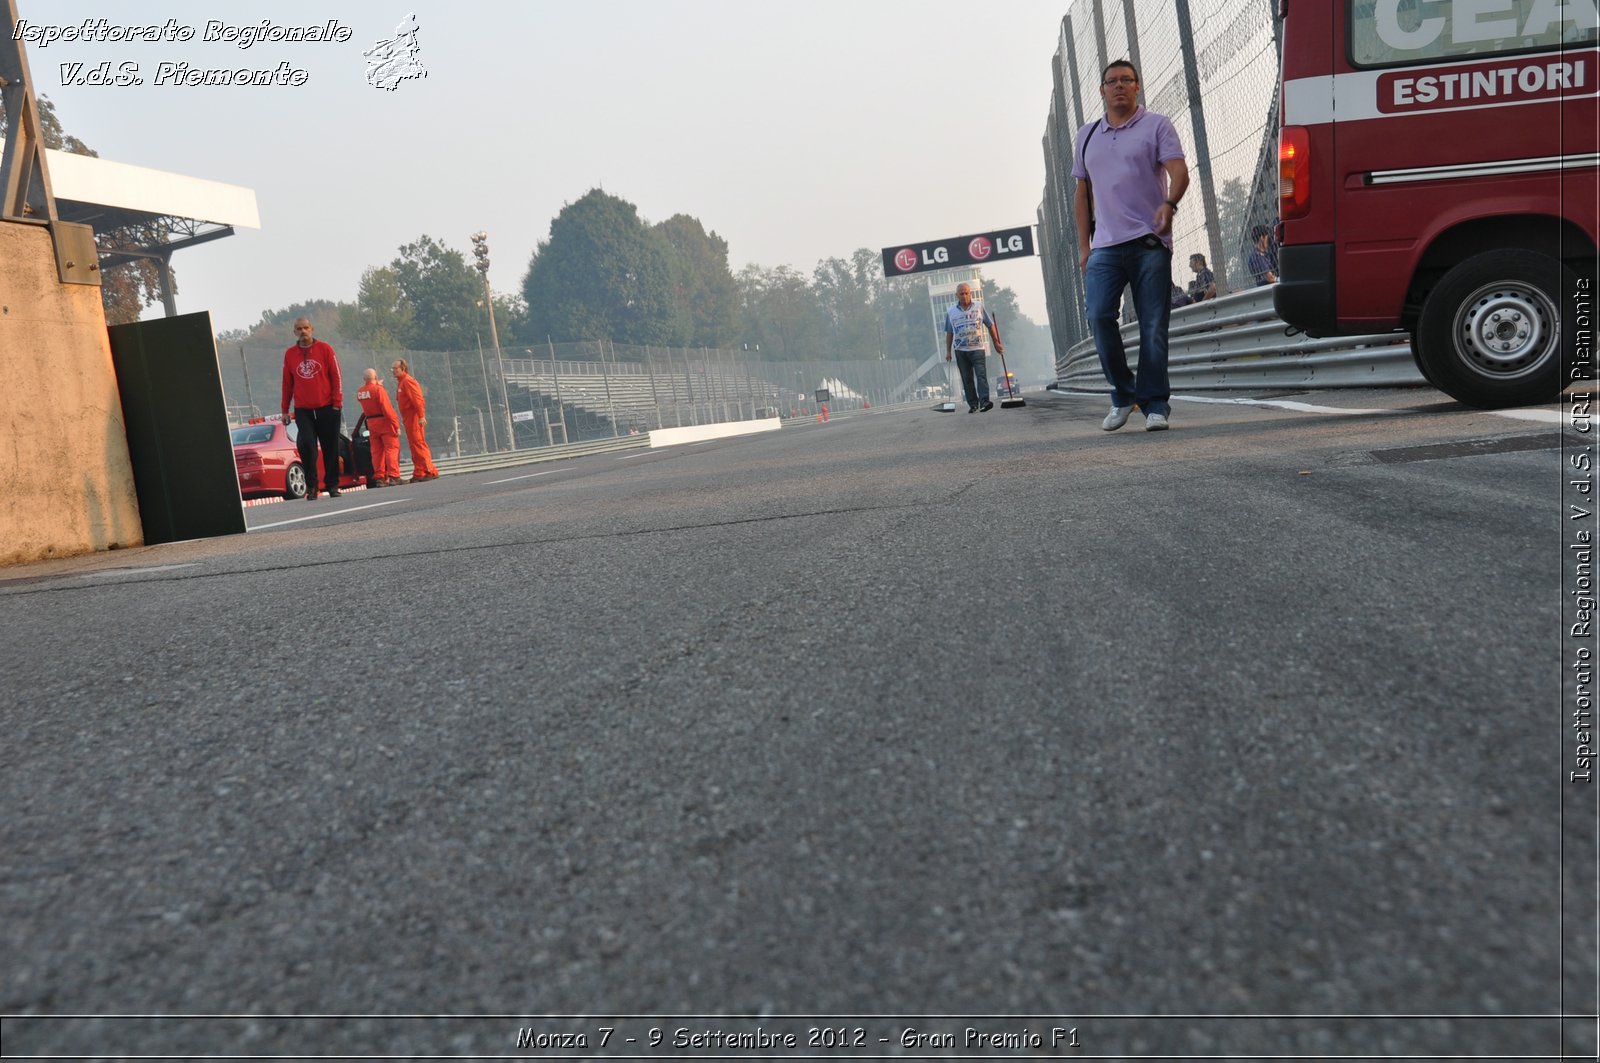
1415, 249, 1572, 409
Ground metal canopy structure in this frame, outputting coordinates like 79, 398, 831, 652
2, 0, 259, 315
43, 149, 261, 315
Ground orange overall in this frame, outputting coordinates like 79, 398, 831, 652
356, 380, 402, 482
395, 370, 439, 479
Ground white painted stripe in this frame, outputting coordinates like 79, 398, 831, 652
1173, 393, 1577, 425
1284, 73, 1345, 125
251, 499, 409, 530
485, 471, 557, 484
77, 564, 199, 579
1492, 408, 1572, 425
615, 452, 651, 460
1173, 394, 1401, 416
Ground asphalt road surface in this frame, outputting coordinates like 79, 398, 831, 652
3, 387, 1595, 1060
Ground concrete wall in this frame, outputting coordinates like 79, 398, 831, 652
0, 221, 142, 565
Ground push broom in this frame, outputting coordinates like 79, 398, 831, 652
994, 314, 1025, 408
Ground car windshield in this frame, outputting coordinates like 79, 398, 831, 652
230, 425, 275, 445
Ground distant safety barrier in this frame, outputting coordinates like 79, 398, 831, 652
1055, 286, 1427, 393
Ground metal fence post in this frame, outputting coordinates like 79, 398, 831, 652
680, 348, 696, 425
546, 337, 568, 444
476, 334, 500, 451
1174, 0, 1230, 294
441, 351, 462, 457
645, 347, 663, 429
600, 339, 620, 437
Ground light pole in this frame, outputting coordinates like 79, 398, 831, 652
471, 230, 516, 451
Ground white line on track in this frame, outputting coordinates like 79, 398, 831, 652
1491, 408, 1571, 425
1173, 393, 1572, 424
251, 499, 410, 530
1173, 394, 1401, 416
615, 452, 651, 460
485, 471, 557, 484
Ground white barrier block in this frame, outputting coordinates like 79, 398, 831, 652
648, 417, 782, 449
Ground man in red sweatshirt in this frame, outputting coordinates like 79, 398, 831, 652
281, 317, 344, 499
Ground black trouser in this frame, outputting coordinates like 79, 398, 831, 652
294, 405, 342, 492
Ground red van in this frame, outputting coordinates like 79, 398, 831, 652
1274, 1, 1597, 407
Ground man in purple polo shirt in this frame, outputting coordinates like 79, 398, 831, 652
1072, 59, 1190, 432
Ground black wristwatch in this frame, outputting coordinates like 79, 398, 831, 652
1163, 199, 1179, 211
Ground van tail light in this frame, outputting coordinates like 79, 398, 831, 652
1279, 126, 1311, 220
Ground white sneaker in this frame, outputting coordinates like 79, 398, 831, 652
1145, 412, 1170, 431
1101, 405, 1132, 431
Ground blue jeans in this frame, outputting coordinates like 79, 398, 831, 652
1085, 240, 1172, 415
954, 348, 989, 408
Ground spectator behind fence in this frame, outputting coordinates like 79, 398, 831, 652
1247, 225, 1279, 286
1170, 283, 1191, 309
1187, 253, 1217, 302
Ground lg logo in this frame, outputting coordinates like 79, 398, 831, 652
974, 234, 1025, 259
895, 246, 951, 270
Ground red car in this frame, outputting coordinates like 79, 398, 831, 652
231, 417, 370, 500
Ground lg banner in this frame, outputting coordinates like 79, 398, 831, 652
880, 225, 1035, 277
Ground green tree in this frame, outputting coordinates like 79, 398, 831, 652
521, 189, 682, 346
1211, 175, 1253, 289
390, 235, 482, 351
653, 213, 739, 347
982, 284, 1022, 329
875, 275, 936, 363
225, 299, 352, 347
346, 265, 415, 350
738, 264, 824, 360
812, 250, 886, 360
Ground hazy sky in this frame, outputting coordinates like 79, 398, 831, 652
24, 1, 1070, 338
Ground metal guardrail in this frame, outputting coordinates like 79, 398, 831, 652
1055, 286, 1427, 392
413, 395, 1013, 479
413, 434, 649, 477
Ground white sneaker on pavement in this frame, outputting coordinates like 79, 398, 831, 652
1102, 405, 1132, 431
1146, 412, 1170, 431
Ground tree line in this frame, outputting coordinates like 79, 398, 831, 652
16, 97, 1050, 368
220, 188, 1052, 369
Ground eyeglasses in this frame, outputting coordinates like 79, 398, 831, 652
1103, 76, 1138, 86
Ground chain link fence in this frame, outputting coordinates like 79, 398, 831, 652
219, 340, 922, 458
1039, 0, 1282, 373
